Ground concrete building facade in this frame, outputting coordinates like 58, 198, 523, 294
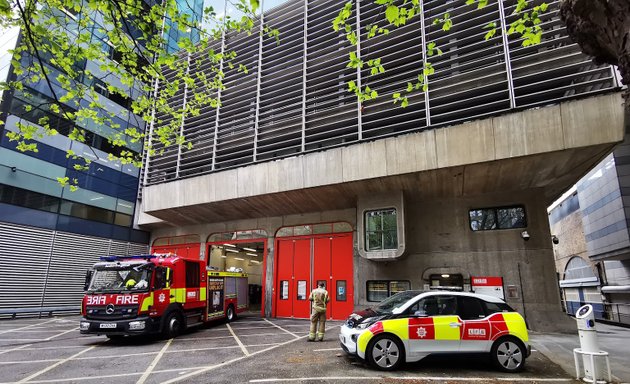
138, 0, 626, 331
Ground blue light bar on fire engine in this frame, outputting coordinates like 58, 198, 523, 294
99, 254, 156, 261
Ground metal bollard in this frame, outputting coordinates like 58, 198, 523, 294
574, 304, 610, 383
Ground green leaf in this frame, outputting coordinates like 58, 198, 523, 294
385, 5, 400, 25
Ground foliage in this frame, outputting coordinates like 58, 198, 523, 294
334, 0, 548, 107
0, 0, 267, 189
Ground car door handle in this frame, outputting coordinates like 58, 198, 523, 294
449, 322, 463, 327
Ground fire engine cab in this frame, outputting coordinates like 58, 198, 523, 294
80, 254, 248, 338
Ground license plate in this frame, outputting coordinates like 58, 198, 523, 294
99, 323, 117, 329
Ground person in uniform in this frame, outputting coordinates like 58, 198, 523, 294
308, 282, 330, 341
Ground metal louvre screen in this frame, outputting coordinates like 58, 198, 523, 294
145, 0, 618, 186
425, 0, 511, 126
41, 232, 111, 307
257, 0, 305, 161
305, 0, 358, 150
360, 0, 427, 138
146, 55, 190, 184
178, 42, 222, 178
215, 21, 261, 170
505, 0, 616, 107
0, 223, 53, 309
0, 221, 149, 311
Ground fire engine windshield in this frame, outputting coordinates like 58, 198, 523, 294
88, 264, 152, 293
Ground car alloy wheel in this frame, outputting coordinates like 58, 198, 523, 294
368, 335, 404, 371
492, 338, 525, 372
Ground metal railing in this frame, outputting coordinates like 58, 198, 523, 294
145, 0, 620, 186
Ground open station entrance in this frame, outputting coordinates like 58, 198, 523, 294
274, 223, 354, 320
206, 231, 267, 314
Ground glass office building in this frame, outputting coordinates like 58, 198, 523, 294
0, 1, 207, 312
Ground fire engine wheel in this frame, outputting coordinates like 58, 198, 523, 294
226, 305, 236, 322
366, 334, 404, 371
491, 337, 526, 373
163, 311, 183, 339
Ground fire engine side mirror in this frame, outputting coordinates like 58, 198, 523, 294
83, 270, 93, 291
154, 267, 167, 290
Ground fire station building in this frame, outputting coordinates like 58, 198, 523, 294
137, 0, 625, 331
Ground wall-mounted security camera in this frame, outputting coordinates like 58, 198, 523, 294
551, 235, 559, 245
521, 231, 530, 241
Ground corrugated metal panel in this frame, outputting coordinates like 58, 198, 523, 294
145, 0, 618, 186
127, 242, 149, 256
41, 232, 111, 307
0, 223, 53, 309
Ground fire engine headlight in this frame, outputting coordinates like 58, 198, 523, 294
80, 322, 90, 330
128, 321, 145, 330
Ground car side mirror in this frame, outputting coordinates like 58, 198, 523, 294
413, 310, 429, 317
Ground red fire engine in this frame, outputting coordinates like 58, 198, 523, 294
80, 254, 248, 338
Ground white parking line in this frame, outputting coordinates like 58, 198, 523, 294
227, 323, 250, 356
161, 334, 310, 384
313, 348, 341, 352
16, 346, 95, 383
0, 343, 284, 365
0, 320, 57, 335
44, 327, 78, 341
249, 377, 575, 382
263, 318, 299, 338
0, 344, 32, 355
136, 339, 172, 384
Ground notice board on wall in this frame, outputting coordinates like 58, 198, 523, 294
471, 276, 504, 300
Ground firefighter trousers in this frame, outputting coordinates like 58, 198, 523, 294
309, 310, 326, 341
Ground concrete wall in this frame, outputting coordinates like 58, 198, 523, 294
355, 188, 572, 332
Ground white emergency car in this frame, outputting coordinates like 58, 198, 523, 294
339, 290, 530, 372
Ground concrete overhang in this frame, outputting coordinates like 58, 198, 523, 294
140, 92, 625, 228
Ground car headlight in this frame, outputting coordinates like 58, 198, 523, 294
357, 317, 377, 329
80, 322, 90, 330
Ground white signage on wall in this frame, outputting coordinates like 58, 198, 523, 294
471, 276, 504, 300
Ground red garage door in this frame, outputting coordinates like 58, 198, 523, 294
274, 232, 353, 320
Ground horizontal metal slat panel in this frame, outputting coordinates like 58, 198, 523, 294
0, 223, 53, 309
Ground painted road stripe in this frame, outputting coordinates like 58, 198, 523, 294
0, 365, 214, 383
249, 377, 575, 383
16, 346, 95, 384
263, 318, 299, 338
162, 324, 340, 384
0, 319, 57, 335
227, 323, 250, 356
45, 327, 78, 341
0, 343, 283, 364
0, 344, 32, 355
136, 338, 172, 384
176, 332, 283, 341
313, 348, 341, 352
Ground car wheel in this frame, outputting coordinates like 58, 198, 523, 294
226, 305, 236, 322
491, 337, 526, 373
163, 311, 183, 339
366, 334, 404, 371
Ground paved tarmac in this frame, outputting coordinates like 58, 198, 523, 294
0, 313, 627, 383
530, 322, 630, 383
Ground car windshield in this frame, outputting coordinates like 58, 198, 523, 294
373, 290, 423, 314
88, 263, 152, 293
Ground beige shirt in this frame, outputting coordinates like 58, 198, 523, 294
309, 287, 330, 313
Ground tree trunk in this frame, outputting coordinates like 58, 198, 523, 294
560, 0, 630, 92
